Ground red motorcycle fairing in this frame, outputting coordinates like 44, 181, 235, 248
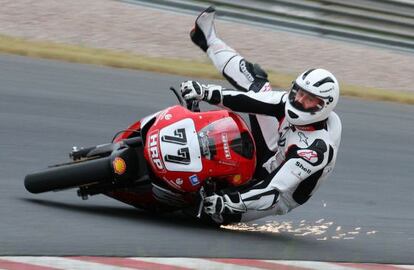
108, 105, 256, 210
143, 105, 256, 193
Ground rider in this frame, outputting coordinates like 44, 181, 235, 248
180, 7, 342, 224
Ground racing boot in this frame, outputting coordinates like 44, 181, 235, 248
190, 6, 218, 52
191, 6, 263, 91
190, 6, 239, 75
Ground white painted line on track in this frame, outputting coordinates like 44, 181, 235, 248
3, 257, 136, 270
265, 260, 366, 270
131, 257, 265, 270
395, 265, 414, 270
0, 257, 413, 270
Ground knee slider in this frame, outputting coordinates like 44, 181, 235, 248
239, 59, 255, 83
239, 60, 269, 92
252, 64, 268, 80
239, 60, 268, 81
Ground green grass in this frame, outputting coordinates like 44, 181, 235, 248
1, 34, 413, 105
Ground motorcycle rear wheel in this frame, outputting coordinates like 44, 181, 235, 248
24, 157, 113, 194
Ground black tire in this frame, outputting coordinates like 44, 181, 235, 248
25, 157, 113, 194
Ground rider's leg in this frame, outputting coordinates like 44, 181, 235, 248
191, 7, 275, 174
190, 7, 268, 92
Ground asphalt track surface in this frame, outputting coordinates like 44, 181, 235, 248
1, 54, 413, 263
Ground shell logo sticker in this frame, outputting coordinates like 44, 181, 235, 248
232, 174, 242, 186
113, 157, 127, 175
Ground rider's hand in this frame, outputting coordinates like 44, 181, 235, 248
180, 80, 205, 101
204, 193, 225, 223
204, 193, 246, 224
180, 81, 223, 104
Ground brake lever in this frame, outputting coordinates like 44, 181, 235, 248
196, 186, 206, 218
191, 99, 201, 112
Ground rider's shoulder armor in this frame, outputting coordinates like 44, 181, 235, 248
271, 112, 341, 205
285, 112, 341, 175
285, 129, 329, 168
285, 111, 341, 163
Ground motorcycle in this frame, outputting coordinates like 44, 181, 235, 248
24, 87, 256, 217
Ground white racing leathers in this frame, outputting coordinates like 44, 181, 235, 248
204, 39, 342, 222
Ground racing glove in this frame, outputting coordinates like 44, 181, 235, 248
203, 192, 247, 224
180, 80, 222, 104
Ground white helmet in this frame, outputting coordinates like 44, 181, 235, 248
285, 68, 339, 126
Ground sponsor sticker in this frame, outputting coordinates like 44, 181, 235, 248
295, 161, 312, 174
221, 133, 231, 159
175, 178, 183, 185
232, 174, 242, 186
239, 60, 254, 82
262, 83, 272, 92
163, 177, 182, 191
164, 113, 172, 120
189, 174, 200, 186
298, 149, 318, 164
113, 157, 126, 175
153, 109, 168, 126
320, 87, 333, 93
148, 131, 164, 170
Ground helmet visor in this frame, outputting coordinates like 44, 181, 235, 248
288, 83, 325, 113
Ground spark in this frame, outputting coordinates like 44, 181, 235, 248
221, 220, 376, 241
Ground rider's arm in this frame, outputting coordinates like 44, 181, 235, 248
206, 86, 286, 120
207, 138, 333, 223
180, 80, 286, 119
244, 139, 330, 205
269, 139, 331, 199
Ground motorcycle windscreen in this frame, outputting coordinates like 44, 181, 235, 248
198, 117, 254, 163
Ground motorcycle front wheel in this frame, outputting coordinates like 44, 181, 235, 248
24, 157, 113, 194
